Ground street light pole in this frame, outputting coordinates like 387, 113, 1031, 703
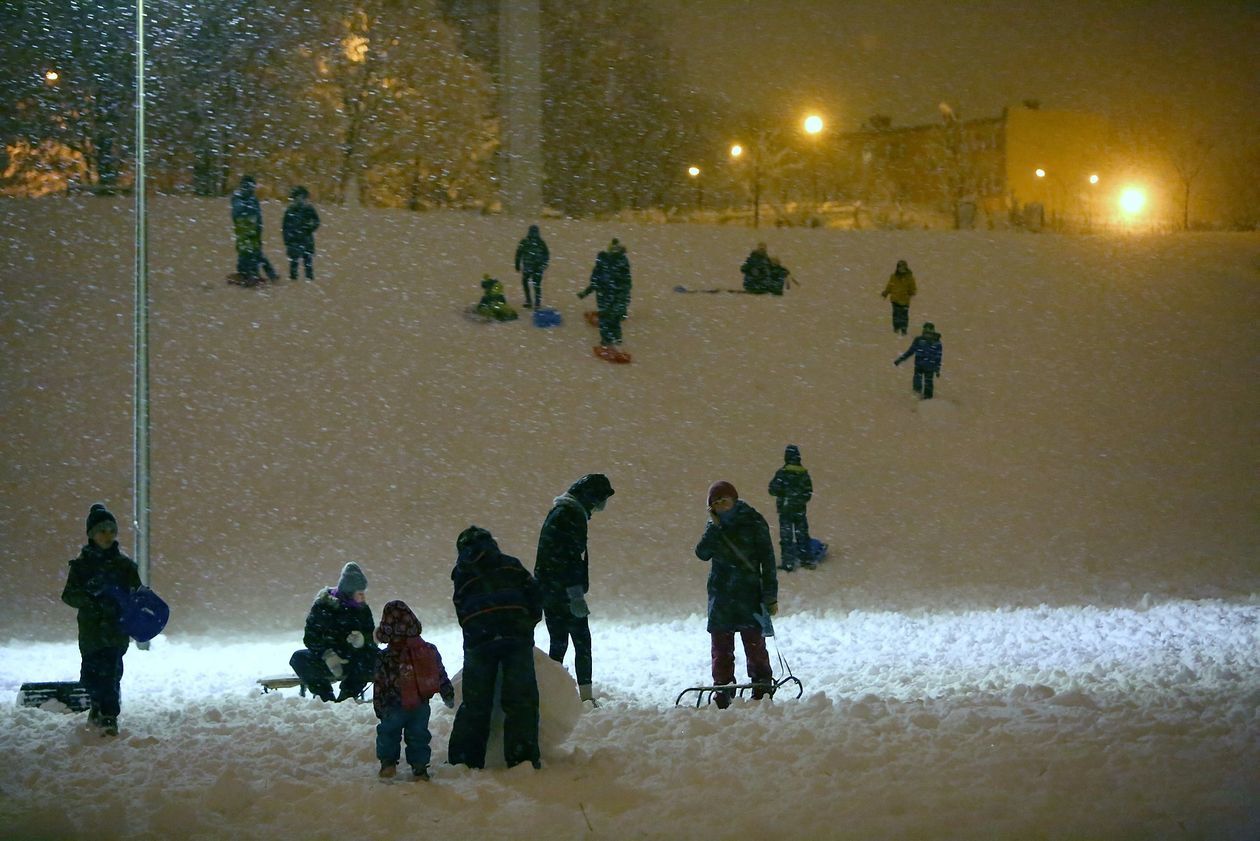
688, 165, 702, 213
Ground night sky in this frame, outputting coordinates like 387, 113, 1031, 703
650, 0, 1259, 133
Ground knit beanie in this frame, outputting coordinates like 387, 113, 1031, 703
707, 480, 738, 506
457, 525, 494, 553
337, 562, 368, 595
85, 502, 118, 537
784, 444, 801, 465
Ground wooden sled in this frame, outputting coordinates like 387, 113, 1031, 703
258, 675, 307, 696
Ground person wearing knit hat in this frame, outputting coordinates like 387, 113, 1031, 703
695, 481, 778, 708
894, 320, 943, 399
768, 445, 815, 571
288, 562, 379, 703
534, 474, 615, 706
578, 239, 632, 347
61, 502, 141, 735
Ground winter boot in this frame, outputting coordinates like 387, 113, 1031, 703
378, 762, 397, 779
579, 684, 599, 708
99, 715, 118, 736
411, 766, 430, 781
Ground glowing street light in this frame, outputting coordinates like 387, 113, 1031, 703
1089, 173, 1099, 185
1035, 168, 1046, 179
44, 69, 59, 83
1119, 186, 1146, 216
687, 165, 703, 212
730, 144, 743, 159
687, 165, 700, 177
803, 115, 825, 209
729, 141, 761, 227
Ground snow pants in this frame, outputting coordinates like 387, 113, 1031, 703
289, 647, 378, 702
287, 245, 314, 280
521, 269, 543, 307
544, 608, 592, 686
891, 303, 910, 334
912, 366, 937, 399
448, 638, 539, 769
376, 702, 433, 769
777, 509, 812, 569
710, 628, 773, 703
80, 644, 127, 718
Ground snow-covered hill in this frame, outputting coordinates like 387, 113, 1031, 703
0, 198, 1257, 839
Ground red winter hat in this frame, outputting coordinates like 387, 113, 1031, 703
707, 480, 738, 506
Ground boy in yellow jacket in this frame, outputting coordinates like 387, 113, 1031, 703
880, 259, 917, 334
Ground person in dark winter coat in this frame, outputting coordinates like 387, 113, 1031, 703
514, 224, 550, 309
741, 243, 787, 294
534, 473, 615, 705
768, 445, 814, 571
475, 275, 518, 321
229, 175, 278, 282
372, 600, 454, 781
289, 562, 379, 702
282, 186, 321, 281
881, 259, 917, 334
578, 238, 632, 346
61, 503, 142, 735
695, 481, 778, 708
448, 526, 543, 769
894, 321, 943, 399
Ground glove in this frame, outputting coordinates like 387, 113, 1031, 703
566, 585, 590, 619
881, 291, 888, 298
935, 370, 942, 378
577, 290, 588, 299
323, 650, 348, 680
346, 630, 365, 649
766, 601, 779, 617
893, 358, 901, 366
441, 689, 456, 709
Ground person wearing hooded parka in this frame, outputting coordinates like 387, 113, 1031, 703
514, 224, 550, 309
534, 473, 614, 705
448, 526, 543, 769
768, 445, 814, 571
289, 562, 379, 702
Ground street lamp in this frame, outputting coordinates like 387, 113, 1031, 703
1086, 174, 1100, 231
1119, 186, 1146, 216
687, 165, 702, 213
43, 69, 59, 83
730, 142, 762, 228
803, 114, 824, 210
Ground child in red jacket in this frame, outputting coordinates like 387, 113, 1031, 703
373, 600, 454, 780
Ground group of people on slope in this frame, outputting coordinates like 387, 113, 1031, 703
61, 448, 820, 754
229, 175, 321, 285
881, 259, 944, 399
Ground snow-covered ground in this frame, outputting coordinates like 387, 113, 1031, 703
1, 198, 1257, 839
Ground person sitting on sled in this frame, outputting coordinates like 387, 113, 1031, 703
289, 562, 380, 702
694, 481, 778, 708
476, 275, 519, 321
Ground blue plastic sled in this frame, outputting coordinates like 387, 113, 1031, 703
532, 307, 562, 328
108, 586, 171, 643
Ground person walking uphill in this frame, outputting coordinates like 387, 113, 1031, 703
449, 526, 543, 770
695, 481, 778, 709
768, 445, 814, 571
514, 224, 550, 309
289, 562, 379, 702
61, 503, 142, 736
895, 321, 944, 399
534, 473, 615, 706
880, 259, 917, 334
282, 186, 321, 281
578, 238, 632, 346
372, 600, 454, 781
230, 174, 278, 283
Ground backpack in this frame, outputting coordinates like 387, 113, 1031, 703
399, 639, 441, 710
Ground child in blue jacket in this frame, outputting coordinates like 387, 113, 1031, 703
894, 322, 943, 399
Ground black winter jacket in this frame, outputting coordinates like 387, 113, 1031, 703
534, 493, 590, 610
768, 464, 813, 514
303, 588, 376, 661
61, 541, 141, 653
695, 501, 778, 633
452, 533, 542, 651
